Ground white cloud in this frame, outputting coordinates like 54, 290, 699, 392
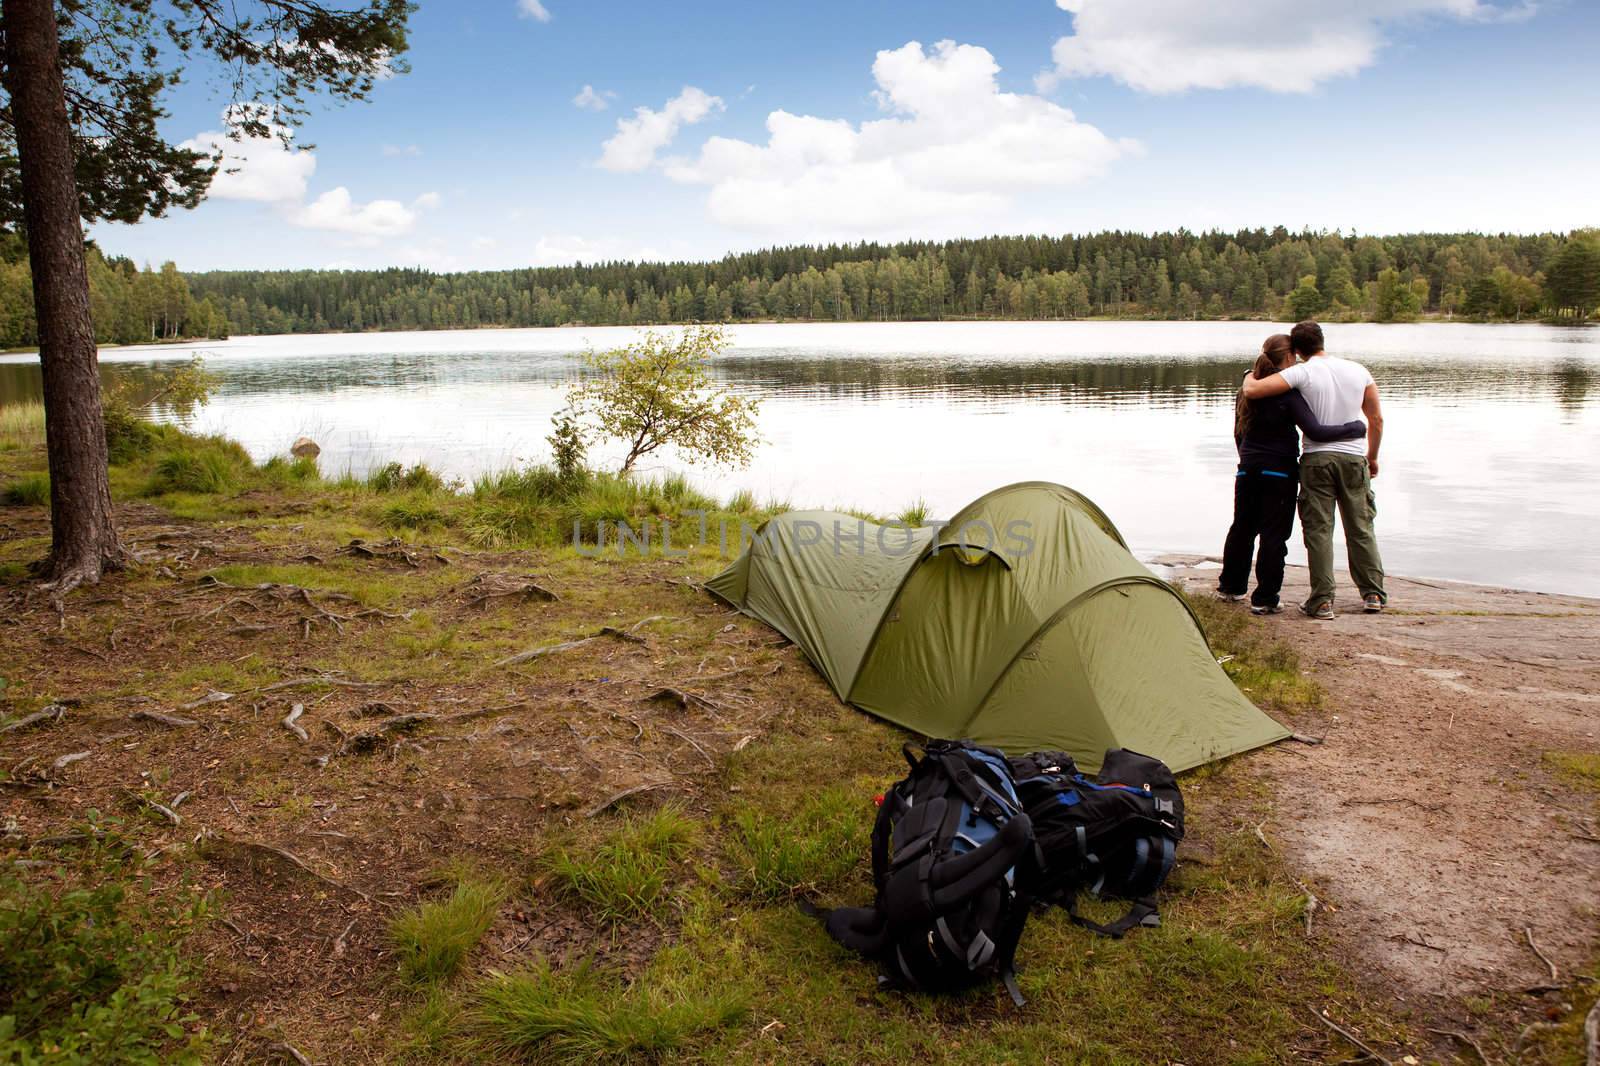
530, 234, 663, 265
1038, 0, 1539, 94
382, 143, 422, 157
517, 0, 552, 22
598, 87, 724, 172
181, 112, 315, 203
289, 188, 438, 241
411, 191, 442, 211
659, 40, 1132, 234
573, 84, 617, 111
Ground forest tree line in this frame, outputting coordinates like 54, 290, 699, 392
0, 233, 229, 349
4, 228, 1599, 347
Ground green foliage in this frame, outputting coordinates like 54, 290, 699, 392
2, 473, 49, 506
0, 3, 411, 234
1287, 274, 1325, 319
1542, 750, 1600, 792
542, 806, 700, 924
390, 876, 509, 984
0, 819, 210, 1065
1372, 268, 1424, 323
367, 461, 447, 494
260, 454, 321, 487
381, 494, 451, 531
569, 325, 760, 476
1544, 230, 1600, 321
468, 957, 748, 1064
546, 407, 588, 484
153, 229, 1589, 334
725, 785, 870, 901
0, 402, 45, 450
144, 440, 249, 495
896, 498, 930, 527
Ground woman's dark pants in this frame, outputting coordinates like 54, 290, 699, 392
1219, 465, 1299, 608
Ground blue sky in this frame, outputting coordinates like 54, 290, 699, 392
91, 0, 1600, 272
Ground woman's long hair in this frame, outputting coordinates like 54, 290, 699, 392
1235, 334, 1295, 438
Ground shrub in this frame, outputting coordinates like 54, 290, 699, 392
366, 461, 446, 494
146, 447, 241, 495
0, 818, 210, 1064
103, 398, 162, 464
382, 493, 451, 531
2, 473, 49, 507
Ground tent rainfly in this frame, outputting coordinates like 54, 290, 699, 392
706, 482, 1288, 773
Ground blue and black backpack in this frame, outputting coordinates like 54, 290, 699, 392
807, 740, 1037, 1006
1008, 747, 1185, 937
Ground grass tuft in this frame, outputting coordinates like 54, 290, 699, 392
896, 497, 930, 527
390, 875, 508, 984
1543, 750, 1600, 792
0, 401, 45, 451
368, 461, 448, 494
725, 784, 870, 901
469, 957, 747, 1063
144, 438, 251, 495
2, 472, 49, 507
542, 805, 699, 924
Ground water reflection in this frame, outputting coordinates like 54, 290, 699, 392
1, 322, 1597, 596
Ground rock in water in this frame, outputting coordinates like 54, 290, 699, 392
291, 437, 321, 458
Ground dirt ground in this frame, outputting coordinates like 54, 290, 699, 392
3, 490, 1596, 1060
1161, 556, 1600, 1024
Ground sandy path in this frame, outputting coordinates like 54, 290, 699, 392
1162, 558, 1600, 1011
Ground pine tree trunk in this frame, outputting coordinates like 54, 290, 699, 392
1, 0, 124, 592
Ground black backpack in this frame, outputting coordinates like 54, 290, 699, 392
806, 740, 1037, 1006
1009, 747, 1184, 937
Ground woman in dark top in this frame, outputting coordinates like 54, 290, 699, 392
1218, 334, 1365, 613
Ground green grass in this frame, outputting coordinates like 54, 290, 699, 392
896, 497, 931, 527
390, 875, 509, 985
144, 438, 252, 495
468, 955, 748, 1064
2, 472, 49, 506
0, 816, 212, 1064
0, 401, 45, 451
1543, 750, 1600, 792
1186, 592, 1324, 715
367, 461, 449, 494
541, 806, 700, 924
725, 783, 870, 902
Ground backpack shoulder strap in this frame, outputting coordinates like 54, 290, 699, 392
1067, 894, 1161, 938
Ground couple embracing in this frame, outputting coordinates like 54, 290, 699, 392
1219, 320, 1387, 619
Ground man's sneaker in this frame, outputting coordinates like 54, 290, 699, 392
1363, 594, 1385, 613
1216, 590, 1246, 603
1251, 603, 1284, 615
1301, 601, 1335, 620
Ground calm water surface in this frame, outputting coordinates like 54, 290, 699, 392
2, 321, 1596, 597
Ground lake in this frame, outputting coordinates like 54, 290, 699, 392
2, 321, 1597, 597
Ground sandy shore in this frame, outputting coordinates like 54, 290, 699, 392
1158, 555, 1600, 1014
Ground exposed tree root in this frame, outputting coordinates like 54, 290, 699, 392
198, 830, 374, 904
282, 703, 308, 742
1311, 1007, 1392, 1065
1426, 1027, 1491, 1065
130, 709, 198, 728
0, 704, 65, 733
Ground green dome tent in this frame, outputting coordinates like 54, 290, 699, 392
705, 482, 1287, 773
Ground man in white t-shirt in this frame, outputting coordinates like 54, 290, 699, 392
1241, 320, 1386, 618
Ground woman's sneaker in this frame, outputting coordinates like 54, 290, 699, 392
1216, 590, 1246, 603
1363, 594, 1385, 613
1301, 601, 1335, 620
1251, 603, 1284, 615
